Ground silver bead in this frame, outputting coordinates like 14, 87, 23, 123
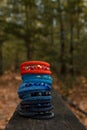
38, 92, 42, 96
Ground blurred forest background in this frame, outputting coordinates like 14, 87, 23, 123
0, 0, 87, 129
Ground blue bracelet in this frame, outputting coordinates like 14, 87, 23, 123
22, 95, 52, 102
18, 90, 51, 99
18, 83, 52, 99
18, 104, 54, 119
19, 82, 52, 89
21, 102, 51, 108
21, 105, 53, 112
22, 74, 53, 81
21, 99, 51, 105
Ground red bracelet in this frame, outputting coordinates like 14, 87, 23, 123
20, 61, 52, 74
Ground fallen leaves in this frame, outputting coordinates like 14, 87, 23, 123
0, 72, 20, 130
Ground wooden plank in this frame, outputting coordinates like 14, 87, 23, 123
5, 90, 87, 130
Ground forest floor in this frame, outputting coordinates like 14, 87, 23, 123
0, 72, 87, 130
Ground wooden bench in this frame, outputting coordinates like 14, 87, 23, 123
5, 90, 87, 130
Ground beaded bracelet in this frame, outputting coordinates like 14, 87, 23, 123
18, 88, 51, 99
18, 81, 52, 91
21, 95, 52, 102
20, 104, 53, 112
19, 97, 52, 103
22, 74, 53, 81
18, 104, 54, 119
21, 102, 51, 108
20, 61, 52, 74
21, 100, 51, 105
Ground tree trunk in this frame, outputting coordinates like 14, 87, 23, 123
14, 48, 19, 72
75, 19, 81, 75
24, 4, 32, 60
25, 37, 32, 60
57, 0, 66, 75
51, 24, 54, 45
77, 26, 80, 41
60, 26, 66, 75
69, 18, 74, 76
0, 42, 3, 75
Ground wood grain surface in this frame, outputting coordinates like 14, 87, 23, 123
5, 90, 87, 130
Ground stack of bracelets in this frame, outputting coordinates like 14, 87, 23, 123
17, 61, 54, 119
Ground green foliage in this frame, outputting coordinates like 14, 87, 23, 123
0, 0, 87, 80
2, 38, 27, 71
